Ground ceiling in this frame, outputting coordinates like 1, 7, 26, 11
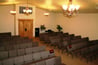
0, 0, 98, 13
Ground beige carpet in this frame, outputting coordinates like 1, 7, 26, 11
33, 37, 98, 65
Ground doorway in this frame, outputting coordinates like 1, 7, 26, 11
18, 19, 33, 39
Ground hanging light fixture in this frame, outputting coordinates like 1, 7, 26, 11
62, 0, 80, 17
44, 9, 50, 16
10, 0, 16, 15
23, 0, 32, 15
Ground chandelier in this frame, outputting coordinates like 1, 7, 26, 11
62, 0, 80, 17
23, 7, 32, 15
23, 0, 32, 15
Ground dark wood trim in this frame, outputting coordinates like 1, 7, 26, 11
18, 19, 33, 21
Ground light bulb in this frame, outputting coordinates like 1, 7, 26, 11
62, 5, 68, 10
75, 5, 80, 10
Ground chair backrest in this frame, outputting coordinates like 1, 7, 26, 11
9, 49, 17, 57
14, 56, 24, 65
13, 44, 20, 49
89, 44, 98, 52
32, 52, 41, 61
50, 38, 61, 45
19, 44, 26, 49
55, 56, 61, 65
0, 61, 3, 65
67, 41, 88, 52
40, 50, 55, 59
32, 46, 46, 53
2, 57, 14, 65
24, 54, 33, 64
0, 51, 8, 60
81, 47, 89, 54
25, 47, 33, 54
29, 64, 36, 65
72, 35, 81, 40
17, 48, 25, 56
0, 47, 5, 51
40, 51, 50, 59
32, 42, 39, 47
35, 61, 46, 65
24, 42, 33, 48
36, 46, 46, 52
71, 37, 89, 44
45, 57, 55, 65
0, 32, 11, 37
5, 45, 14, 51
62, 41, 69, 46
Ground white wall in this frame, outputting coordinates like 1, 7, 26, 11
55, 13, 98, 40
0, 5, 14, 35
35, 8, 57, 33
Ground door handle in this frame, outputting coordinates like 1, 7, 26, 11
25, 28, 27, 31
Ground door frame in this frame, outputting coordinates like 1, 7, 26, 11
18, 19, 33, 38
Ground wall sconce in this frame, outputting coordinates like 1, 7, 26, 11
44, 12, 50, 16
10, 4, 16, 15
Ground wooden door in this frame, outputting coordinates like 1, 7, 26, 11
18, 19, 33, 39
19, 21, 24, 37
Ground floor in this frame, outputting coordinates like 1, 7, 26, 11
33, 37, 98, 65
